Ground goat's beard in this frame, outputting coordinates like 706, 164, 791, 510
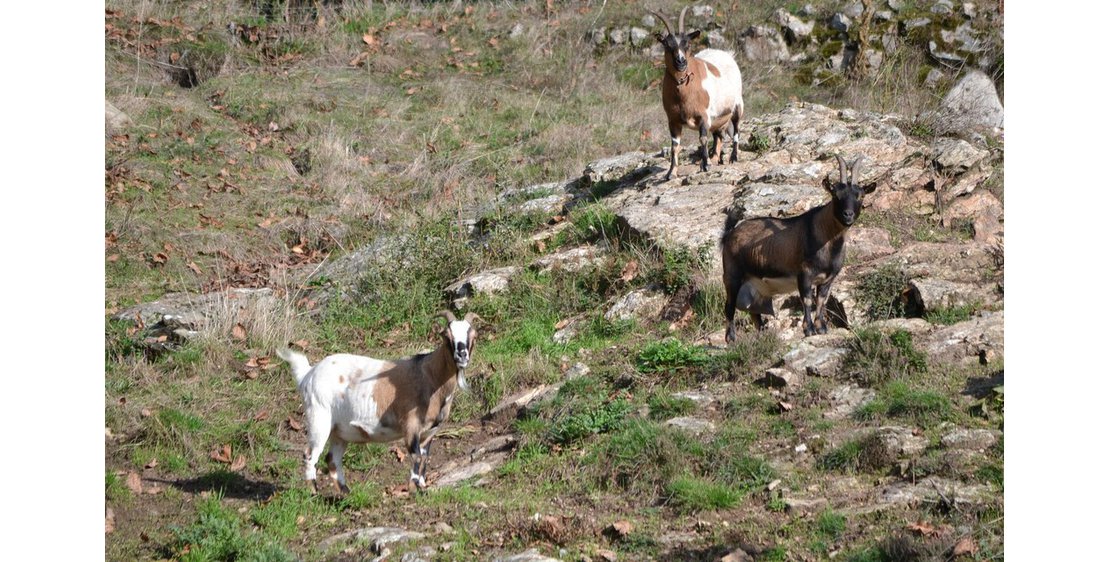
456, 369, 468, 391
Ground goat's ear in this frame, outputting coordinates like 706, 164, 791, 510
822, 175, 836, 195
654, 31, 666, 43
686, 29, 701, 41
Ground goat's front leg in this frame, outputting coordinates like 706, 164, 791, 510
814, 275, 839, 335
406, 433, 427, 490
698, 121, 710, 172
798, 274, 818, 337
665, 122, 682, 180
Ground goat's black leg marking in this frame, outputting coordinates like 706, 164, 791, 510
713, 130, 726, 164
730, 109, 741, 163
699, 122, 710, 172
750, 311, 765, 331
408, 434, 426, 489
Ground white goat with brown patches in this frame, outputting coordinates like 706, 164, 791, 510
650, 7, 745, 180
276, 311, 478, 493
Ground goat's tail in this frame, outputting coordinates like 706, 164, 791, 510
276, 348, 312, 385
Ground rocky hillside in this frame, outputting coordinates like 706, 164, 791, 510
105, 1, 1004, 561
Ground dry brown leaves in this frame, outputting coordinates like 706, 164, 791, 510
126, 472, 143, 494
951, 537, 978, 557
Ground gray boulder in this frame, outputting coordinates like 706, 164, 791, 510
939, 70, 1004, 132
739, 25, 790, 62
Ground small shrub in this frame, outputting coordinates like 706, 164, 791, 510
548, 399, 633, 445
655, 243, 710, 294
817, 510, 847, 539
857, 381, 953, 424
855, 264, 912, 320
819, 439, 863, 472
924, 304, 977, 325
842, 329, 927, 386
637, 338, 709, 374
749, 130, 773, 153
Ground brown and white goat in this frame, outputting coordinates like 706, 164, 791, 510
721, 155, 876, 340
276, 311, 478, 493
651, 7, 745, 180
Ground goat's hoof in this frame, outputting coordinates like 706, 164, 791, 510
338, 482, 350, 495
310, 479, 321, 494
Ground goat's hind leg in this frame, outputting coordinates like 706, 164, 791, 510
729, 108, 742, 163
326, 440, 350, 494
303, 409, 332, 493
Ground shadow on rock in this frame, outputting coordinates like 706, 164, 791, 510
961, 369, 1003, 400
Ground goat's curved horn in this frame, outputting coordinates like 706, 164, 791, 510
435, 310, 458, 325
647, 9, 672, 36
678, 6, 689, 33
462, 312, 481, 325
835, 154, 848, 183
850, 157, 864, 183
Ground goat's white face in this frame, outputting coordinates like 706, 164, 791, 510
446, 320, 474, 370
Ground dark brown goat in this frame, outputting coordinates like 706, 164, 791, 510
720, 155, 876, 340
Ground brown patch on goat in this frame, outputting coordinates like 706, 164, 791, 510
338, 375, 345, 384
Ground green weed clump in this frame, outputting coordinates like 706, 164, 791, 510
637, 338, 709, 374
168, 494, 298, 562
855, 381, 953, 424
842, 329, 928, 386
855, 264, 912, 320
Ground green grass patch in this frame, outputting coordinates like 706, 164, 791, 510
647, 393, 696, 420
924, 303, 978, 325
665, 476, 742, 511
637, 338, 709, 374
251, 487, 335, 539
168, 494, 298, 562
855, 380, 953, 424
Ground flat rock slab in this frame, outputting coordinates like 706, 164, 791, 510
492, 549, 563, 562
584, 152, 657, 185
784, 496, 829, 515
432, 457, 503, 488
606, 180, 735, 272
941, 428, 1000, 451
665, 416, 716, 434
445, 267, 521, 300
909, 277, 996, 313
872, 426, 929, 457
922, 311, 1003, 365
320, 526, 427, 551
825, 385, 876, 419
604, 287, 667, 322
531, 245, 607, 273
112, 288, 276, 329
783, 344, 850, 377
877, 476, 994, 507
